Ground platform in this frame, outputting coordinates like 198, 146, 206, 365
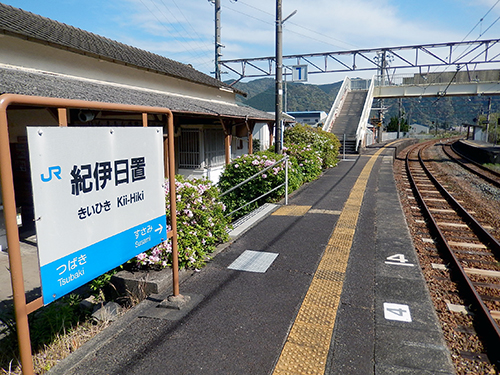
455, 138, 500, 164
45, 140, 454, 374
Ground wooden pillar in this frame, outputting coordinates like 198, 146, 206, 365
58, 108, 68, 127
220, 118, 231, 165
268, 121, 275, 149
245, 118, 255, 154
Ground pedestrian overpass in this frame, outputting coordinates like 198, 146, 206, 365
323, 69, 500, 153
220, 39, 500, 153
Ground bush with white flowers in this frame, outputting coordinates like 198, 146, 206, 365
135, 175, 230, 270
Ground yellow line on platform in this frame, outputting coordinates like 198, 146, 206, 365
272, 146, 390, 375
272, 205, 312, 216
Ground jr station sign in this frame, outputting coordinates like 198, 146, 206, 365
27, 127, 167, 305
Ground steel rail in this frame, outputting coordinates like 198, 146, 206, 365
423, 146, 500, 258
405, 142, 500, 366
443, 142, 500, 188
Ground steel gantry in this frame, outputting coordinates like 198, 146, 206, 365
220, 39, 500, 83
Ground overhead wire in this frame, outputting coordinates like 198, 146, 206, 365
166, 0, 215, 69
154, 0, 213, 64
429, 0, 500, 98
460, 0, 500, 43
229, 0, 358, 51
137, 0, 213, 71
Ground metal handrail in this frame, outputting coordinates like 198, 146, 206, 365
220, 155, 289, 217
323, 76, 351, 133
356, 75, 375, 151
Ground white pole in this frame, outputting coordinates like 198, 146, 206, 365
343, 133, 346, 160
285, 157, 288, 205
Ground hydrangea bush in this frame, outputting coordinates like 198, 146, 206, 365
219, 124, 340, 221
218, 151, 302, 220
283, 124, 340, 169
135, 175, 230, 270
283, 144, 323, 182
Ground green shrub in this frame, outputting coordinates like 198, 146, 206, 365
218, 152, 302, 220
284, 124, 340, 169
283, 144, 322, 182
136, 176, 230, 270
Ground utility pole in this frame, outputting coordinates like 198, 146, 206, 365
274, 3, 296, 154
377, 51, 387, 143
214, 0, 222, 81
486, 96, 492, 143
275, 0, 283, 154
397, 97, 401, 139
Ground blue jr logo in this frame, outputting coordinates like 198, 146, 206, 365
41, 166, 62, 182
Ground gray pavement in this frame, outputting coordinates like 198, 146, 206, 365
3, 140, 455, 375
0, 238, 41, 311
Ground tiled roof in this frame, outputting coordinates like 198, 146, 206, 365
0, 66, 274, 121
0, 3, 245, 96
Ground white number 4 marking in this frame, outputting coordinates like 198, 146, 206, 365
383, 303, 412, 322
385, 254, 414, 267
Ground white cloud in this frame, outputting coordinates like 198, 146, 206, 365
100, 0, 499, 79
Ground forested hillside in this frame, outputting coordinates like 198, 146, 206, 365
228, 78, 342, 113
228, 78, 500, 129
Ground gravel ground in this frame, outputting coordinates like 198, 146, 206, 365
393, 140, 500, 375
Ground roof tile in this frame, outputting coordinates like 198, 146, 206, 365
0, 2, 245, 95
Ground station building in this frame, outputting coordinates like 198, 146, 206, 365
0, 2, 275, 245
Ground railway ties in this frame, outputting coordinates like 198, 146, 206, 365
404, 140, 500, 369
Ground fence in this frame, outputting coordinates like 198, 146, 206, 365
220, 156, 289, 218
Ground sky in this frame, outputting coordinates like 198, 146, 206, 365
3, 0, 500, 84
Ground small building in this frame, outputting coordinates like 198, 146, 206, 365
286, 111, 327, 127
0, 3, 275, 239
252, 113, 295, 151
409, 123, 430, 134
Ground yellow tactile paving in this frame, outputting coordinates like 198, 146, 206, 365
272, 146, 392, 375
272, 205, 312, 216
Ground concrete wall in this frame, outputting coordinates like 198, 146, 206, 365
454, 139, 500, 164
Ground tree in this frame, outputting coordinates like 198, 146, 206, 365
386, 115, 409, 132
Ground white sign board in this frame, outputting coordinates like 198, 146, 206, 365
292, 65, 308, 82
27, 127, 167, 304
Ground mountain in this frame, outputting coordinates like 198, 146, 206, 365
382, 96, 500, 129
226, 78, 342, 113
227, 78, 500, 129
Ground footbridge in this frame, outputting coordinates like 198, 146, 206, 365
323, 69, 500, 153
220, 39, 500, 153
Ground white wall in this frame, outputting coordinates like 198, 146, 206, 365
0, 35, 236, 103
252, 123, 271, 151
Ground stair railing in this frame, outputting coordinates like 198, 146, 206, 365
323, 76, 351, 133
355, 76, 375, 151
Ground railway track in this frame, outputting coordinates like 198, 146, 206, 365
441, 140, 500, 189
405, 140, 500, 368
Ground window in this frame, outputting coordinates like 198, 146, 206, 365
179, 129, 200, 169
204, 128, 225, 167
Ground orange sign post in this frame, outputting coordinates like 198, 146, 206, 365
0, 94, 179, 374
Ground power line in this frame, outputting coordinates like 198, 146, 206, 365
412, 0, 500, 98
154, 0, 213, 59
137, 0, 213, 70
228, 0, 358, 50
439, 1, 500, 73
460, 0, 500, 42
